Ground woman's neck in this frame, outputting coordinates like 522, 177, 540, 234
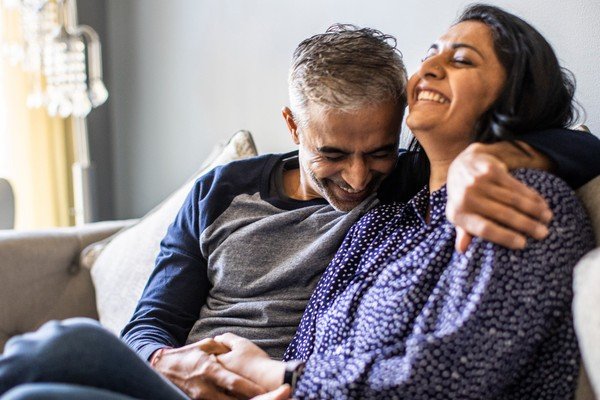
428, 159, 452, 192
414, 133, 469, 192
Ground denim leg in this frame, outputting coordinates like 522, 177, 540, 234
2, 383, 138, 400
0, 318, 187, 400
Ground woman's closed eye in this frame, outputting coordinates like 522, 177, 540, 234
452, 57, 473, 66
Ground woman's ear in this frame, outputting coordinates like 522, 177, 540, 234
282, 107, 300, 145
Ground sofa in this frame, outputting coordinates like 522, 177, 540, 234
0, 130, 599, 399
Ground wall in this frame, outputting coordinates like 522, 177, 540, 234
78, 0, 114, 221
104, 0, 600, 219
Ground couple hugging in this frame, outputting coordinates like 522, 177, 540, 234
1, 4, 600, 400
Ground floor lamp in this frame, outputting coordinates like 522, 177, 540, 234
2, 0, 108, 225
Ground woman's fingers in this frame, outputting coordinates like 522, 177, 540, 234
251, 385, 292, 400
206, 364, 266, 398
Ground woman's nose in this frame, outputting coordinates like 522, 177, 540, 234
418, 55, 445, 79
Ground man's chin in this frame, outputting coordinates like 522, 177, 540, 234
323, 188, 370, 212
329, 199, 362, 212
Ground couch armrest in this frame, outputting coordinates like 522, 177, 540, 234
0, 219, 137, 352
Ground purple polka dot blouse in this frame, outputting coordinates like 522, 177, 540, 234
284, 169, 595, 399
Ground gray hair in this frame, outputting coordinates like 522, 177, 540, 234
288, 24, 408, 127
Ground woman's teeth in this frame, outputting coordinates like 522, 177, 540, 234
417, 90, 449, 104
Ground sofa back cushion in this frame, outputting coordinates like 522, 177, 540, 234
89, 131, 258, 335
574, 175, 600, 400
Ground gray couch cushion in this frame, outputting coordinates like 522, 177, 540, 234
90, 131, 258, 335
0, 220, 132, 352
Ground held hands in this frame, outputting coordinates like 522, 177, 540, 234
214, 333, 287, 393
150, 339, 266, 400
447, 142, 553, 252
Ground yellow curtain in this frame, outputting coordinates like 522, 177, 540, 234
0, 4, 75, 229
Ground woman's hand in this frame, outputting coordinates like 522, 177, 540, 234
215, 333, 287, 392
252, 385, 292, 400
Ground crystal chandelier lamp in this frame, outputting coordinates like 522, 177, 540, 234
3, 0, 108, 117
2, 0, 109, 224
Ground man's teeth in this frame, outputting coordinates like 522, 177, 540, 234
338, 185, 362, 194
417, 90, 449, 104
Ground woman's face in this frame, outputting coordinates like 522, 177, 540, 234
406, 21, 506, 145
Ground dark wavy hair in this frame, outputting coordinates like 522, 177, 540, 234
406, 3, 580, 187
459, 3, 579, 142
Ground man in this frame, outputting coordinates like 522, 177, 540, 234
1, 24, 598, 400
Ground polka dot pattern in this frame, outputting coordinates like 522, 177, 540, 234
284, 169, 595, 399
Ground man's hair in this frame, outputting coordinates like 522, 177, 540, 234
458, 3, 579, 142
288, 23, 407, 127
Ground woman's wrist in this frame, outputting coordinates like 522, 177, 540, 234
254, 359, 286, 392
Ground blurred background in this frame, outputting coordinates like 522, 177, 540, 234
1, 0, 598, 228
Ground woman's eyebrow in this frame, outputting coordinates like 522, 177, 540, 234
452, 43, 484, 58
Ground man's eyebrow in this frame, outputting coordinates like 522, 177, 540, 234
317, 144, 397, 154
317, 146, 350, 154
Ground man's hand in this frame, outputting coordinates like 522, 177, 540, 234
215, 333, 286, 393
150, 339, 266, 400
447, 142, 553, 252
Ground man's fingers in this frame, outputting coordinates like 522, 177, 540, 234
251, 384, 292, 400
460, 194, 549, 240
197, 338, 231, 355
187, 380, 237, 400
491, 172, 552, 223
455, 227, 473, 253
207, 364, 266, 398
454, 213, 527, 249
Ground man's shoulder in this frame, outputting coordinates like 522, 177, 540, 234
194, 152, 294, 192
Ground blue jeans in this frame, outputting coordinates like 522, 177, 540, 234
0, 318, 188, 400
2, 383, 138, 399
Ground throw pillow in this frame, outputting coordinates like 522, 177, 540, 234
89, 130, 258, 335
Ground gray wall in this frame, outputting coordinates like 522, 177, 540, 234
103, 0, 600, 219
78, 0, 114, 221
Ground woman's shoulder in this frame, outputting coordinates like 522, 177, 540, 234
511, 168, 577, 207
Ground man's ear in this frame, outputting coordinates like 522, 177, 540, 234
282, 107, 300, 145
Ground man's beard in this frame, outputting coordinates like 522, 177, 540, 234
306, 168, 383, 212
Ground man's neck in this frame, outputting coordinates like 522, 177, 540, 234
283, 168, 321, 201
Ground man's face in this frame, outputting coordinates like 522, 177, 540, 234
284, 101, 402, 212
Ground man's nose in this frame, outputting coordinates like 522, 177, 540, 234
342, 158, 371, 191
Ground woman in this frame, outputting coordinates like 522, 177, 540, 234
212, 4, 595, 399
